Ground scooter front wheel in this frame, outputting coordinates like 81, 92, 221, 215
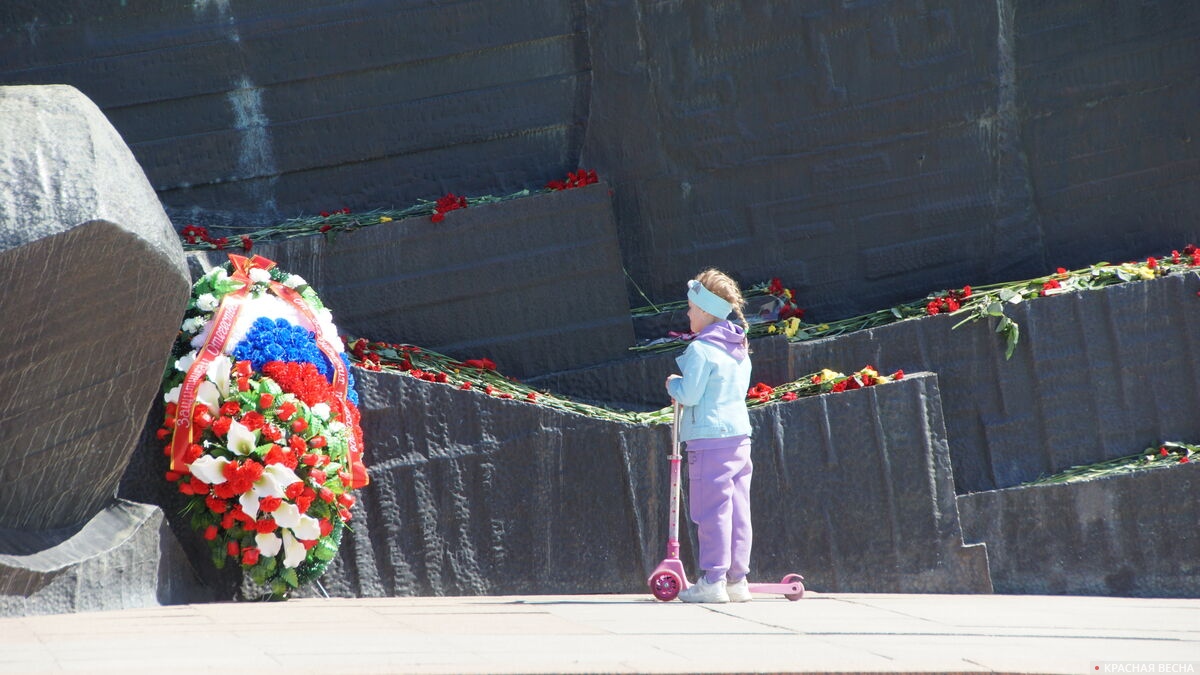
782, 573, 805, 601
649, 570, 682, 601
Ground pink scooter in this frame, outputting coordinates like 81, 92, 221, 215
648, 403, 805, 602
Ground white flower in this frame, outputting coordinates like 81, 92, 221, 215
196, 293, 219, 312
237, 464, 302, 520
226, 419, 258, 456
205, 266, 228, 283
249, 268, 272, 284
311, 402, 331, 420
273, 502, 321, 540
283, 274, 307, 289
280, 530, 308, 568
190, 455, 231, 484
195, 380, 221, 416
256, 530, 308, 569
181, 316, 207, 334
206, 356, 232, 396
164, 384, 181, 404
256, 531, 281, 555
175, 351, 197, 373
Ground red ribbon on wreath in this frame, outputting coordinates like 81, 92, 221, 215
169, 256, 259, 471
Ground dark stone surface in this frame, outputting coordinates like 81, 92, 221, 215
0, 85, 190, 531
958, 463, 1200, 598
292, 368, 988, 597
5, 4, 1197, 320
0, 499, 211, 617
0, 1, 590, 232
535, 274, 1200, 495
188, 182, 634, 379
583, 0, 1200, 316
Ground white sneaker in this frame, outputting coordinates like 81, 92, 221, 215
726, 577, 752, 603
678, 576, 729, 603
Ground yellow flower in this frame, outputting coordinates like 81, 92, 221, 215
818, 323, 829, 332
1137, 266, 1155, 280
783, 317, 802, 338
767, 324, 778, 334
379, 216, 393, 223
818, 368, 842, 382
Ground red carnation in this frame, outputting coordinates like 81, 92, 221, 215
261, 423, 283, 443
240, 411, 265, 431
203, 525, 218, 541
259, 496, 282, 513
241, 547, 260, 566
226, 541, 240, 558
255, 518, 277, 534
205, 496, 228, 514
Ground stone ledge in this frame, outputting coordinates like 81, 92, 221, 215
535, 273, 1200, 495
0, 499, 210, 617
958, 463, 1200, 598
297, 368, 989, 597
189, 182, 633, 379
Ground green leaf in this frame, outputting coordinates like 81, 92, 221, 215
315, 541, 337, 562
998, 288, 1017, 303
985, 302, 1005, 317
282, 568, 300, 588
212, 278, 245, 296
890, 307, 904, 319
1004, 322, 1020, 359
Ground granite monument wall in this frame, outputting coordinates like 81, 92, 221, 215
958, 464, 1200, 598
187, 182, 634, 379
3, 2, 1197, 324
280, 369, 989, 598
532, 272, 1200, 495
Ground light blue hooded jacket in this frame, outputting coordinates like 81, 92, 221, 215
666, 321, 752, 442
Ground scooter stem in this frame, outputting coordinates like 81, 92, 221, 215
666, 402, 683, 558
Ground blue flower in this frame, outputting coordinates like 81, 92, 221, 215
232, 317, 359, 406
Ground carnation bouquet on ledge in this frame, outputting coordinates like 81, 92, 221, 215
157, 254, 369, 598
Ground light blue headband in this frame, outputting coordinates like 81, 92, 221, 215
687, 279, 733, 319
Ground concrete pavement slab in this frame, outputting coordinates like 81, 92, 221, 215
0, 593, 1195, 674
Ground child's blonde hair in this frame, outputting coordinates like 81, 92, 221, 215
694, 268, 749, 340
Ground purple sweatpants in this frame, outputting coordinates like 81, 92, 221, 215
686, 435, 752, 584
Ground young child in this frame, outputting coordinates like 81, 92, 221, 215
664, 269, 753, 603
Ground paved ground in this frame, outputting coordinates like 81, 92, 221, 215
0, 592, 1197, 674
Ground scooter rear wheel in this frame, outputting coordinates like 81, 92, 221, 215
649, 571, 682, 601
782, 573, 805, 601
